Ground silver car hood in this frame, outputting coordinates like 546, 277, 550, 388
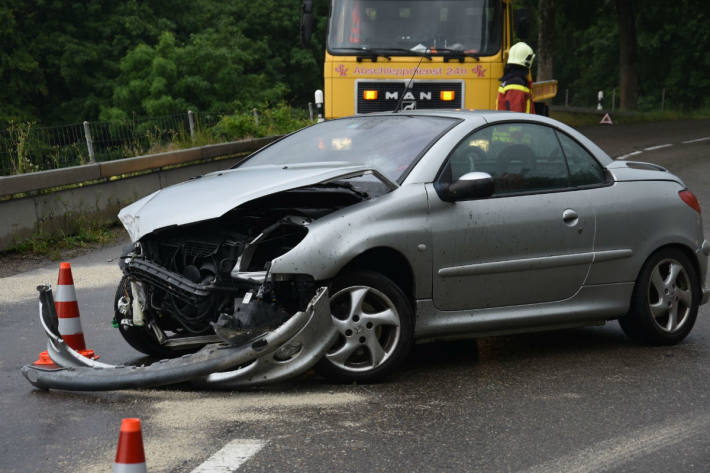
118, 162, 372, 242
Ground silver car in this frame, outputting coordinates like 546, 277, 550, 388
22, 110, 710, 390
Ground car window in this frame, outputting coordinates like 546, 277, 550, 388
439, 122, 570, 196
556, 131, 607, 187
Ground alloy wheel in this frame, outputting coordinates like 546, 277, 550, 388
325, 285, 401, 373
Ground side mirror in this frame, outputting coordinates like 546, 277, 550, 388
300, 1, 314, 45
514, 8, 531, 41
437, 172, 494, 202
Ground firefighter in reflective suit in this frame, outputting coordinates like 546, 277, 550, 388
496, 42, 536, 114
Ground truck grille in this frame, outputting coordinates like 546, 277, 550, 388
356, 81, 463, 113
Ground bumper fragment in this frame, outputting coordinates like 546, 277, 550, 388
21, 285, 332, 391
195, 293, 337, 388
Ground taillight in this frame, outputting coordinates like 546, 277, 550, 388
679, 189, 701, 214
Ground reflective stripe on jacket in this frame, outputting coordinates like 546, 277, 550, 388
496, 83, 535, 114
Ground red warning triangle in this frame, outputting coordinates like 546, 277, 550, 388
600, 113, 613, 125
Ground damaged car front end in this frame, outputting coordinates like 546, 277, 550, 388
23, 166, 385, 390
114, 164, 396, 353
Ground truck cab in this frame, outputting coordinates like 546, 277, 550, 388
302, 0, 553, 119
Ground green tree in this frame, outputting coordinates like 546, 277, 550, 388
102, 26, 292, 119
0, 2, 47, 123
616, 0, 638, 110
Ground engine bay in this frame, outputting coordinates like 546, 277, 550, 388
117, 182, 372, 348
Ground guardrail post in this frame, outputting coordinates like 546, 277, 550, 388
564, 89, 569, 108
83, 121, 95, 163
187, 110, 196, 142
612, 89, 616, 112
661, 88, 666, 112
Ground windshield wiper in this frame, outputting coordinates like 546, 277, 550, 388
430, 48, 480, 62
333, 47, 432, 61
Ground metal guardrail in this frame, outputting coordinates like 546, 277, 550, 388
0, 110, 229, 176
0, 136, 279, 199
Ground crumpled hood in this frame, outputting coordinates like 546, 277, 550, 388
118, 162, 370, 242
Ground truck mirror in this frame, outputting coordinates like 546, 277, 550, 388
514, 8, 531, 41
301, 1, 314, 45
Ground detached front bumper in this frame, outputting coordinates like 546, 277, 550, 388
701, 239, 710, 306
22, 285, 335, 391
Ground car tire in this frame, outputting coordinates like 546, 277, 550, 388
619, 248, 700, 345
113, 276, 175, 357
315, 271, 414, 383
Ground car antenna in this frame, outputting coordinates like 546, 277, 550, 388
393, 49, 429, 113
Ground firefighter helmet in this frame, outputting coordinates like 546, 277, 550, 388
508, 42, 535, 69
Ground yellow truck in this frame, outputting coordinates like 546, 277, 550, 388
301, 0, 556, 119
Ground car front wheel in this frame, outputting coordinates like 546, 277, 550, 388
619, 248, 700, 345
316, 271, 414, 382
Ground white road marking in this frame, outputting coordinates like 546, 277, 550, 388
682, 136, 710, 144
642, 143, 673, 151
190, 439, 267, 473
615, 150, 643, 160
517, 412, 710, 473
616, 134, 709, 160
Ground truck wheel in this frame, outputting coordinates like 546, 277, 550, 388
316, 271, 414, 382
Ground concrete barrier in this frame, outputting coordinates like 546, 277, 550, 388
0, 136, 279, 251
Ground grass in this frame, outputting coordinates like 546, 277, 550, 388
2, 221, 124, 260
2, 104, 312, 177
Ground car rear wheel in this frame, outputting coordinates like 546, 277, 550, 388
619, 248, 700, 345
316, 271, 414, 382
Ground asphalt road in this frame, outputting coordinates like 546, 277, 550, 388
1, 119, 709, 473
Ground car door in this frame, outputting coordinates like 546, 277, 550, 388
429, 122, 597, 311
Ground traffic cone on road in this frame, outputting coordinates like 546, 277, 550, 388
113, 418, 148, 473
54, 262, 97, 359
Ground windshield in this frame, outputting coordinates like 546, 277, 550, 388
239, 115, 458, 182
328, 0, 502, 55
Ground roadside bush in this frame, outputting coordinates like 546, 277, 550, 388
210, 103, 312, 141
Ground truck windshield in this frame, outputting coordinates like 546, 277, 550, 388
328, 0, 502, 56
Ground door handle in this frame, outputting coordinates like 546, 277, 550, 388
562, 209, 579, 226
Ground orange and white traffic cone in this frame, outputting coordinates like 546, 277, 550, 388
54, 262, 97, 359
113, 418, 148, 473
